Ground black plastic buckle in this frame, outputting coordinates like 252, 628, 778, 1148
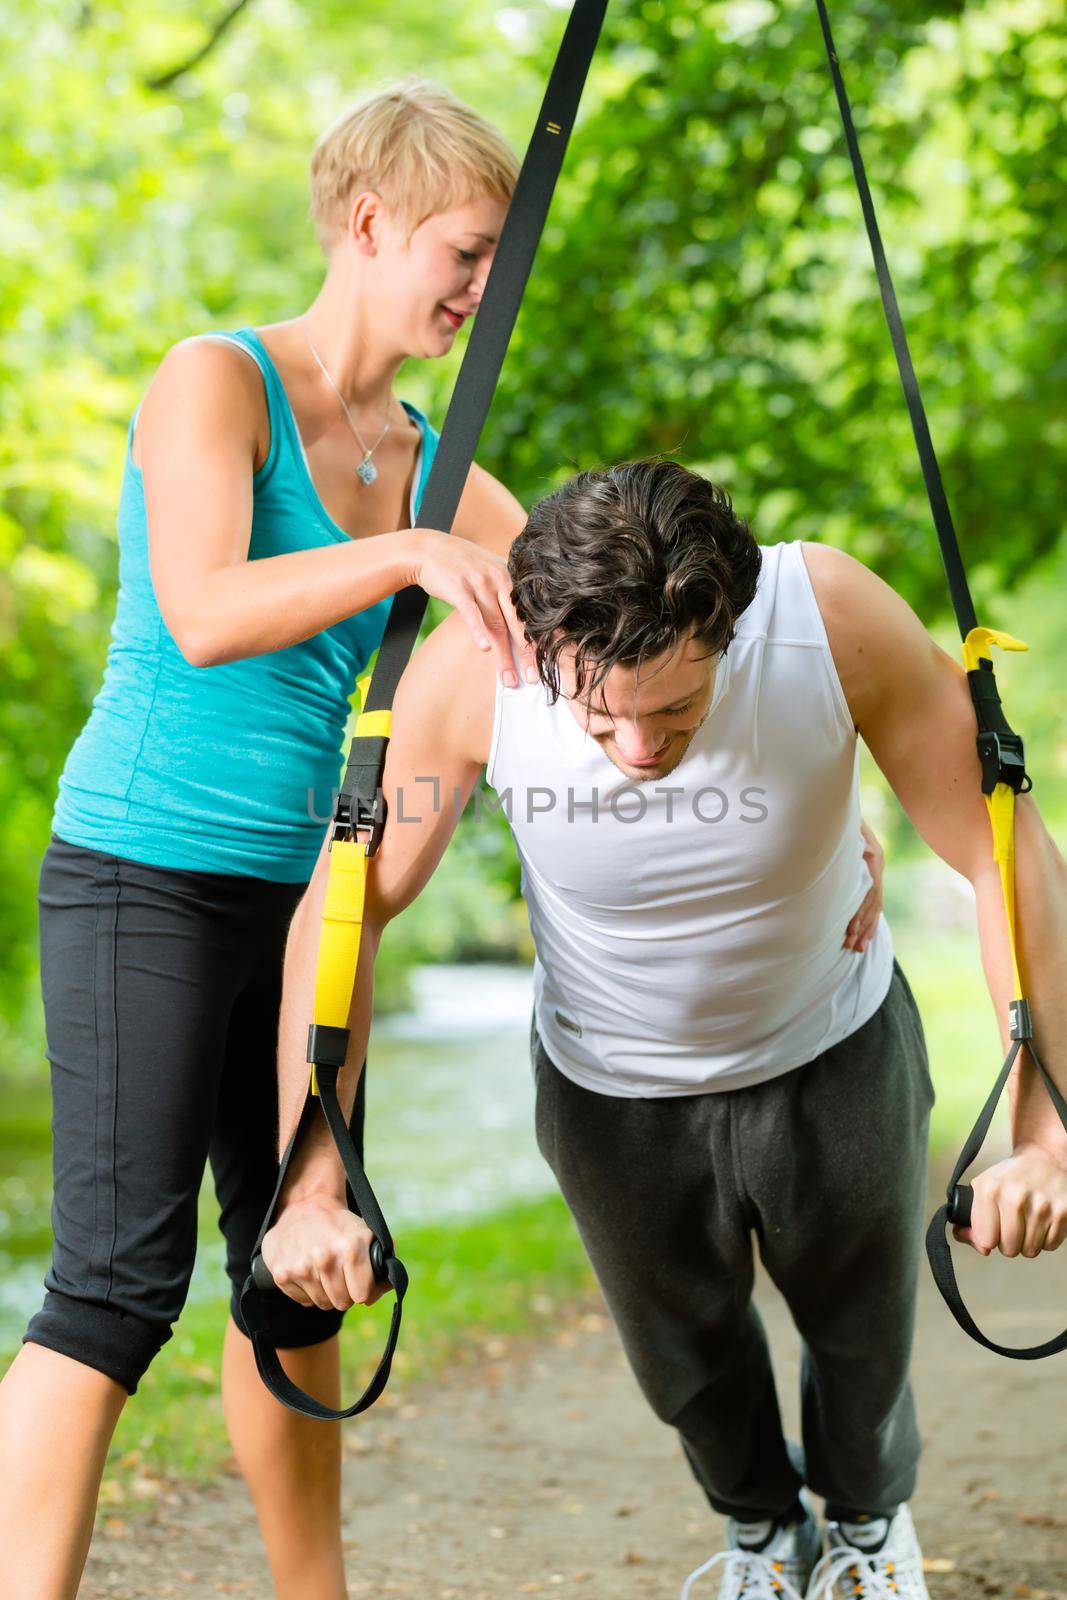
331, 789, 388, 856
307, 1023, 350, 1069
1009, 997, 1033, 1042
976, 729, 1030, 798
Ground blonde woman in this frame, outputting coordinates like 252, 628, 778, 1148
0, 81, 534, 1600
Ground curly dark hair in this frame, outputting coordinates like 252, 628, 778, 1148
507, 459, 763, 701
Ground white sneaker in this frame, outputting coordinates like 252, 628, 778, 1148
805, 1504, 930, 1598
680, 1494, 823, 1599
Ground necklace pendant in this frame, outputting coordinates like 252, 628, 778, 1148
356, 455, 378, 487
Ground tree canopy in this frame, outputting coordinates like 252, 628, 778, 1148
2, 0, 1064, 1028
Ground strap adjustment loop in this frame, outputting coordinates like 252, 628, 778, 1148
1009, 998, 1033, 1043
333, 788, 388, 856
307, 1023, 350, 1070
964, 629, 1032, 797
975, 726, 1030, 798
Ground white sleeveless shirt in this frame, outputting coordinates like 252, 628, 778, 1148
485, 540, 894, 1097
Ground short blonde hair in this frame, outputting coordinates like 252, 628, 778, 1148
309, 78, 520, 252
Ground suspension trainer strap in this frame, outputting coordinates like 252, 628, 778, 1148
240, 0, 609, 1420
926, 1025, 1067, 1359
816, 1, 1067, 1357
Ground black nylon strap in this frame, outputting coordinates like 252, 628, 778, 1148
968, 661, 1031, 797
926, 1037, 1067, 1359
344, 0, 610, 809
242, 0, 609, 1419
241, 1068, 408, 1421
814, 0, 976, 643
816, 1, 1064, 1359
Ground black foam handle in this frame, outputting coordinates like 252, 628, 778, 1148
251, 1238, 387, 1294
251, 1252, 275, 1294
924, 1029, 1067, 1360
947, 1184, 974, 1229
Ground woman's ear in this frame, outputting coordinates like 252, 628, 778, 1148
346, 190, 386, 258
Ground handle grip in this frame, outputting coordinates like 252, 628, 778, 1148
251, 1237, 387, 1295
946, 1183, 974, 1229
925, 1029, 1067, 1359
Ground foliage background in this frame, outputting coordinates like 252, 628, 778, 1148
1, 0, 1065, 1504
2, 0, 1065, 1040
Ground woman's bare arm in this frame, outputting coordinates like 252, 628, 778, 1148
137, 339, 530, 674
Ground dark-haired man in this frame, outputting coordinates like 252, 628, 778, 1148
264, 461, 1067, 1599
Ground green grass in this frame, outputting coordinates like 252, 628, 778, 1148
0, 917, 1028, 1506
43, 926, 1010, 1508
58, 1193, 597, 1507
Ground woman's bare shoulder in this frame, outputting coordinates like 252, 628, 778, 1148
133, 335, 267, 470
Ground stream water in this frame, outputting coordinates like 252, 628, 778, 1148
0, 962, 547, 1348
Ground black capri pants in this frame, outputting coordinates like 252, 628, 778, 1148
24, 835, 355, 1394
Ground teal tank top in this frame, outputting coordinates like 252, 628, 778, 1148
53, 328, 439, 881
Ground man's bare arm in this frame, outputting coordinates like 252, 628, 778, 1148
806, 542, 1067, 1257
452, 461, 528, 557
264, 616, 495, 1308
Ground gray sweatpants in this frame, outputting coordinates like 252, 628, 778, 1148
531, 958, 934, 1523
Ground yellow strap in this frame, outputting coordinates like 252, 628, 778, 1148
986, 784, 1024, 999
961, 626, 1029, 1002
311, 839, 369, 1095
355, 708, 392, 738
354, 672, 391, 735
307, 678, 391, 1095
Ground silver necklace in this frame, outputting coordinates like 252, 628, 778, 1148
303, 320, 391, 486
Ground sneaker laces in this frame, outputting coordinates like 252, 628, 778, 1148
680, 1547, 808, 1600
806, 1540, 926, 1598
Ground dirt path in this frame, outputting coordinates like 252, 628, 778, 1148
83, 1219, 1067, 1599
